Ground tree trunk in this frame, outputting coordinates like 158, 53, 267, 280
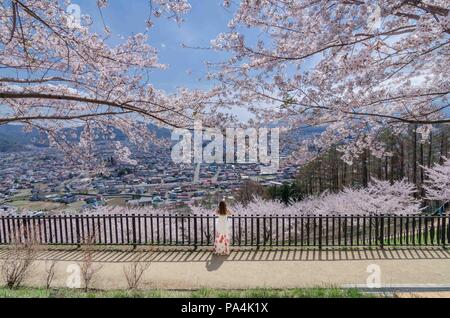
440, 130, 447, 164
428, 132, 433, 168
361, 149, 368, 187
400, 139, 405, 179
412, 125, 418, 185
420, 142, 424, 196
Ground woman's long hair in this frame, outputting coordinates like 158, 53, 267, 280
218, 201, 228, 216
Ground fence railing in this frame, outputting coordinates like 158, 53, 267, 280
0, 214, 448, 248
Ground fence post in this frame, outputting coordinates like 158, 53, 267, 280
442, 216, 446, 249
75, 215, 81, 248
256, 217, 260, 249
22, 216, 28, 243
318, 216, 322, 250
193, 216, 198, 250
0, 217, 3, 244
380, 216, 384, 249
132, 214, 137, 249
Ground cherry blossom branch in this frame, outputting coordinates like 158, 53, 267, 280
0, 91, 184, 128
0, 111, 133, 125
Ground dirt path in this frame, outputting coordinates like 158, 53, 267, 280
1, 247, 449, 291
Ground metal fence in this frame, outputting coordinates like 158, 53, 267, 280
0, 214, 448, 248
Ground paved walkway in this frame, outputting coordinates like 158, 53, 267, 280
1, 247, 449, 290
395, 292, 450, 298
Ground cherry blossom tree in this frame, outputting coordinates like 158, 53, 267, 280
294, 178, 421, 215
423, 157, 450, 203
190, 179, 421, 217
189, 179, 420, 244
210, 0, 450, 163
0, 0, 220, 166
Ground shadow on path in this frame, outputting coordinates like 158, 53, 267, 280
206, 254, 230, 271
1, 247, 449, 264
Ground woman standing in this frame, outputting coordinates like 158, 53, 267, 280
213, 201, 231, 255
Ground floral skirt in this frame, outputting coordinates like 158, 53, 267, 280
213, 234, 230, 255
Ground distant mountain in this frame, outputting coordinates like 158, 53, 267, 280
0, 123, 171, 152
0, 121, 322, 153
0, 125, 47, 152
147, 123, 172, 139
287, 125, 325, 138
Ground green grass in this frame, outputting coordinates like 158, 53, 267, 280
0, 287, 375, 298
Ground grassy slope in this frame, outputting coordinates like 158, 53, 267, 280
0, 287, 374, 298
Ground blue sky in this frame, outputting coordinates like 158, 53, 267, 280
76, 0, 234, 92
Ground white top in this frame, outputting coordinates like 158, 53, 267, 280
216, 214, 230, 235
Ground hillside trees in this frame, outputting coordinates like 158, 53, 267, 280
293, 126, 450, 198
